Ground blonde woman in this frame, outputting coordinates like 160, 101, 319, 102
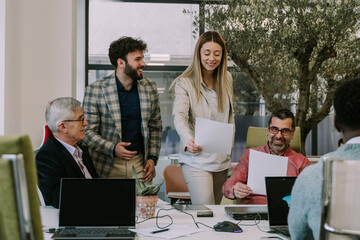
171, 31, 235, 205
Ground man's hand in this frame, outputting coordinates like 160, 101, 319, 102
233, 182, 253, 199
114, 142, 137, 160
185, 138, 203, 153
141, 159, 155, 182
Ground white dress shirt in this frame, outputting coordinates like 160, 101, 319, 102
54, 136, 92, 178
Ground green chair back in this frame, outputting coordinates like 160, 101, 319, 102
220, 195, 242, 205
0, 135, 43, 240
246, 126, 301, 153
0, 158, 22, 239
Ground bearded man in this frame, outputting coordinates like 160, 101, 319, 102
83, 36, 162, 181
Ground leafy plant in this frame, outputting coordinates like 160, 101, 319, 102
132, 166, 163, 196
193, 0, 360, 154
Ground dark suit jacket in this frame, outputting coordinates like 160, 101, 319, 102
36, 136, 98, 208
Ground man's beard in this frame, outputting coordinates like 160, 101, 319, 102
124, 62, 143, 81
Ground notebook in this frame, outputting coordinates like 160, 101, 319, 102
265, 176, 297, 237
52, 178, 137, 240
225, 205, 268, 220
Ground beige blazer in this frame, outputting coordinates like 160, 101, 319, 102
172, 72, 235, 155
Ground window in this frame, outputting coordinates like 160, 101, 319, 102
88, 0, 199, 156
86, 0, 337, 158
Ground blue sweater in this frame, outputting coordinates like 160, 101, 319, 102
288, 143, 360, 240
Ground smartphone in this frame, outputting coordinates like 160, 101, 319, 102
197, 210, 214, 217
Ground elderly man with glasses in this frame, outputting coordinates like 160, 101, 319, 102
223, 108, 310, 204
36, 97, 98, 208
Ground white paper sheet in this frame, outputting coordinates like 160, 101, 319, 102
131, 226, 208, 239
194, 117, 234, 154
247, 149, 288, 195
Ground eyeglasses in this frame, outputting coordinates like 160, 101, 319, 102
62, 117, 85, 124
268, 126, 293, 136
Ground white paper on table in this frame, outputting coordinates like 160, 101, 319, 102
194, 117, 234, 154
247, 149, 288, 195
131, 226, 208, 239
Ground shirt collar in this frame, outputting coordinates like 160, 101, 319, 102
54, 136, 82, 156
115, 72, 137, 91
200, 79, 214, 92
115, 74, 125, 91
266, 142, 289, 156
346, 136, 360, 144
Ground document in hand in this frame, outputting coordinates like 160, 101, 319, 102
194, 117, 234, 154
247, 149, 288, 195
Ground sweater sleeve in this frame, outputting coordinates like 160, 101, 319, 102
222, 149, 250, 199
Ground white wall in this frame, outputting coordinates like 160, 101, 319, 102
0, 0, 5, 135
3, 0, 77, 148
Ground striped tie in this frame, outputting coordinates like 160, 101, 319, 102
74, 149, 85, 173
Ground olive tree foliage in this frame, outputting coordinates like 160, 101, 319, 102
193, 0, 360, 154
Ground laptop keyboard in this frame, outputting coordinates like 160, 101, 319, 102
273, 226, 290, 236
58, 228, 135, 236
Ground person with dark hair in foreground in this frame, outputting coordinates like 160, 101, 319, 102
288, 78, 360, 240
36, 97, 98, 208
337, 137, 344, 148
82, 37, 162, 181
222, 108, 310, 204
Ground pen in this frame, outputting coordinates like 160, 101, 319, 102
43, 228, 56, 233
260, 237, 283, 239
151, 228, 169, 234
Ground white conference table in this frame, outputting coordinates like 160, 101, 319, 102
41, 200, 289, 240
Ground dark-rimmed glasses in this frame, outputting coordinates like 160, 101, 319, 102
268, 126, 293, 136
62, 117, 85, 124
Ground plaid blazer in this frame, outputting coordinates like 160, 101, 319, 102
82, 72, 162, 177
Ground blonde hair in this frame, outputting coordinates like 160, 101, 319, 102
171, 31, 233, 112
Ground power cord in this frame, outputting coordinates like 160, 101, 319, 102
135, 206, 201, 230
136, 206, 272, 232
232, 212, 275, 233
136, 210, 173, 230
196, 221, 214, 229
247, 213, 276, 234
170, 206, 199, 228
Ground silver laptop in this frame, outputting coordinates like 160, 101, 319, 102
52, 179, 137, 240
225, 205, 268, 220
265, 176, 297, 237
173, 203, 210, 211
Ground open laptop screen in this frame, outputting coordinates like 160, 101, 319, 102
59, 178, 136, 227
265, 176, 296, 226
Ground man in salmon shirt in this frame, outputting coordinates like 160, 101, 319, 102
222, 108, 310, 204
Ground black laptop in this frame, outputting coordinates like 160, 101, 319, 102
265, 176, 297, 237
52, 178, 137, 240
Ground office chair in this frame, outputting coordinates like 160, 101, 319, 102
0, 135, 44, 240
319, 157, 360, 239
37, 186, 46, 207
162, 164, 191, 205
0, 156, 24, 239
35, 125, 52, 153
32, 126, 50, 206
41, 125, 52, 145
246, 126, 301, 153
220, 196, 242, 205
